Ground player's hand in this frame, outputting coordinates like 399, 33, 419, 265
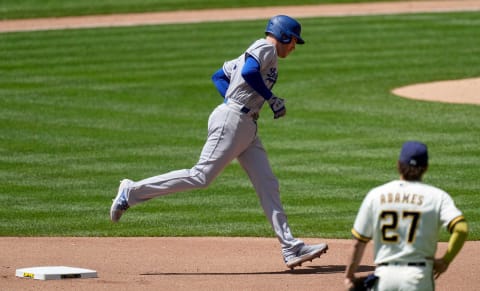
268, 96, 286, 119
344, 277, 355, 291
434, 258, 449, 279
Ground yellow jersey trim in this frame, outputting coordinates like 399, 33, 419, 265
351, 228, 371, 243
448, 215, 465, 233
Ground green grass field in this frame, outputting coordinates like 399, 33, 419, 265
0, 5, 479, 240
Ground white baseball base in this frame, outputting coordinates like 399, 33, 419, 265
16, 266, 97, 280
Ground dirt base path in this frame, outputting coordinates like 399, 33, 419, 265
1, 0, 480, 33
2, 237, 479, 291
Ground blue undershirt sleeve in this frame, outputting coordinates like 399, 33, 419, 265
241, 56, 273, 100
211, 68, 230, 98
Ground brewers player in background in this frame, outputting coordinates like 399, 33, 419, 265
111, 15, 328, 269
344, 141, 468, 290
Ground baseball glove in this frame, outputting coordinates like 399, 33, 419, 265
350, 274, 378, 291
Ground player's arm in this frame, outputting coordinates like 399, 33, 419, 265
211, 68, 230, 98
344, 230, 370, 290
242, 55, 286, 119
241, 55, 273, 99
434, 218, 468, 279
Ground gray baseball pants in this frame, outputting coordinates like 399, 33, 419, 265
125, 102, 303, 252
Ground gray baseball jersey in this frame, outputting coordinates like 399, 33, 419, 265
223, 38, 277, 112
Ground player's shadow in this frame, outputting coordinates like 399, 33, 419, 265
141, 265, 374, 276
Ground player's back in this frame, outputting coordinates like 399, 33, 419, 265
369, 180, 446, 263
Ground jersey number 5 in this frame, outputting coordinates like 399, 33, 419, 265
380, 211, 421, 243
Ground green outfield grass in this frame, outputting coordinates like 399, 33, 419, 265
1, 11, 479, 240
1, 0, 405, 19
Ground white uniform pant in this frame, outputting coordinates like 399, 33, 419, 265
373, 262, 434, 291
126, 102, 303, 251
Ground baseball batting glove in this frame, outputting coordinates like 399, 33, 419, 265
268, 96, 286, 119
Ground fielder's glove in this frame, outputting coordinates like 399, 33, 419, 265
349, 274, 379, 291
268, 96, 286, 119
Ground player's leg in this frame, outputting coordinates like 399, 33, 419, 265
110, 133, 234, 222
404, 263, 434, 291
237, 137, 328, 268
112, 104, 256, 213
237, 138, 300, 247
374, 264, 433, 291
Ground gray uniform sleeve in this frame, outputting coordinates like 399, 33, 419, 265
222, 39, 278, 111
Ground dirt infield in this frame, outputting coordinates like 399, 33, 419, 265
1, 0, 480, 33
392, 77, 480, 105
1, 2, 479, 290
2, 237, 479, 290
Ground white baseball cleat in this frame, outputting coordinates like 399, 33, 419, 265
110, 179, 133, 223
284, 243, 328, 269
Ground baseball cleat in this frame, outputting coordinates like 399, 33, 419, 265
284, 243, 328, 270
110, 179, 133, 223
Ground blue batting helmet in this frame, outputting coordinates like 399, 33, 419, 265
265, 15, 304, 45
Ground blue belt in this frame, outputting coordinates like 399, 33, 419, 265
240, 106, 250, 114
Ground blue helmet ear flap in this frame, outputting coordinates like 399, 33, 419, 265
265, 15, 305, 44
279, 32, 292, 44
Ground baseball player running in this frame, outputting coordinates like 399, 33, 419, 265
110, 15, 327, 269
344, 141, 468, 290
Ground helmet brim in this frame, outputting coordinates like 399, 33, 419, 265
293, 34, 305, 45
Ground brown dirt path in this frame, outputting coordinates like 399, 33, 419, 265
1, 2, 479, 290
393, 77, 480, 105
1, 0, 480, 33
2, 237, 479, 290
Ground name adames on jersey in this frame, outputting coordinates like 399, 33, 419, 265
380, 192, 424, 206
